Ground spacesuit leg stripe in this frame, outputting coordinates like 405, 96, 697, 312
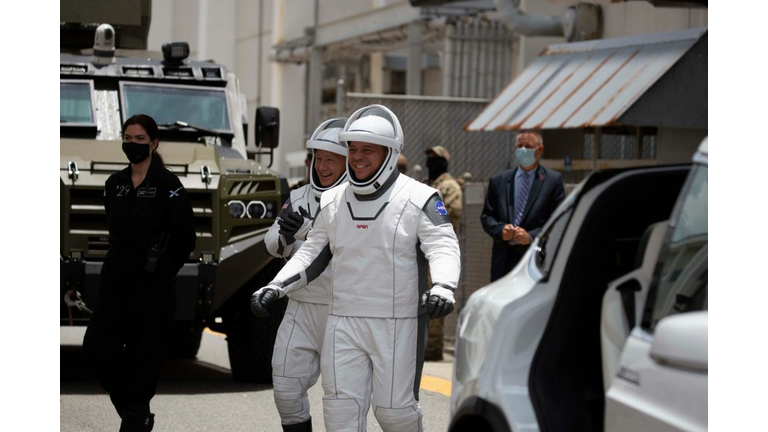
414, 242, 429, 401
332, 316, 341, 397
390, 319, 397, 407
282, 302, 301, 371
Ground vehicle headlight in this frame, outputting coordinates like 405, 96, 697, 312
247, 201, 266, 219
227, 200, 246, 218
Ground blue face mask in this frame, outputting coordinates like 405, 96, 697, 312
516, 147, 538, 168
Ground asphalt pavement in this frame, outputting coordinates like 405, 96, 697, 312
61, 327, 454, 431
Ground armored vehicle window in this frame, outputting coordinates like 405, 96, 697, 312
60, 81, 94, 125
121, 83, 231, 132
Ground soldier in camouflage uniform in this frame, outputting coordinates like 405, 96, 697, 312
424, 146, 463, 360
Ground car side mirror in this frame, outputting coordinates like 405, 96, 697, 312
255, 106, 280, 149
650, 311, 707, 372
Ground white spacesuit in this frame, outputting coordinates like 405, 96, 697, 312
253, 105, 461, 431
261, 117, 348, 431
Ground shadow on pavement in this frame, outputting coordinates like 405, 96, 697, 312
60, 344, 271, 396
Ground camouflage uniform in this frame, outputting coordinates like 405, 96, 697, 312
426, 171, 463, 360
433, 172, 462, 235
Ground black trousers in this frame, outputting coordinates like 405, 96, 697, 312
83, 256, 175, 418
502, 245, 527, 278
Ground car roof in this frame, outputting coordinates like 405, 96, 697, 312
697, 137, 708, 155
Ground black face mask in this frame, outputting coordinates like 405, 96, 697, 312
122, 141, 152, 164
426, 157, 448, 180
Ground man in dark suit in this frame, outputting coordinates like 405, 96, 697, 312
481, 130, 566, 282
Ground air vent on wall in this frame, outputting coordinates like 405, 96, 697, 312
202, 68, 222, 79
122, 67, 154, 76
164, 68, 194, 78
228, 180, 276, 196
61, 64, 88, 74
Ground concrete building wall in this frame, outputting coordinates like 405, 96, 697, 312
148, 0, 309, 176
658, 128, 707, 165
423, 67, 443, 96
235, 0, 276, 151
198, 0, 237, 70
171, 0, 200, 58
147, 0, 172, 49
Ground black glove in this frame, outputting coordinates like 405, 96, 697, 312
278, 210, 303, 237
420, 286, 455, 319
250, 287, 280, 317
279, 206, 314, 244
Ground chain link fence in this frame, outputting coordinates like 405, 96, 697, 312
344, 94, 512, 182
444, 182, 492, 343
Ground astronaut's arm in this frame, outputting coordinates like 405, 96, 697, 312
265, 200, 298, 258
265, 208, 332, 297
417, 193, 461, 290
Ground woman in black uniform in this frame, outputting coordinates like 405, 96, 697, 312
83, 114, 196, 432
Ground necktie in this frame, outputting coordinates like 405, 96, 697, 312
514, 171, 532, 226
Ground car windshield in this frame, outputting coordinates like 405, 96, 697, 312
121, 83, 231, 132
645, 163, 708, 331
60, 81, 94, 124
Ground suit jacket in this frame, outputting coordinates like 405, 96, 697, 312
481, 164, 566, 282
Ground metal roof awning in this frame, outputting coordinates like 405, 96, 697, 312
466, 27, 708, 131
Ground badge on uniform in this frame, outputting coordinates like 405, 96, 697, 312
137, 187, 156, 198
435, 200, 448, 216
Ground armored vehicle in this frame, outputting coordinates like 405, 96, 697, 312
60, 1, 287, 383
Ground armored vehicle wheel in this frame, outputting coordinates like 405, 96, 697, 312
227, 296, 287, 383
167, 322, 204, 359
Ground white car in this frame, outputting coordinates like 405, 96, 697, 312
451, 139, 708, 432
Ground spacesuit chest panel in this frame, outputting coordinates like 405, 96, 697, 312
329, 177, 422, 318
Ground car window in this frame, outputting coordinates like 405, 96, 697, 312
60, 81, 94, 125
643, 164, 708, 332
535, 206, 573, 278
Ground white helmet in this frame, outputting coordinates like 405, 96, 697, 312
338, 105, 404, 195
307, 117, 348, 197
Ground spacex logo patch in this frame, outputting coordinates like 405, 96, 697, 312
435, 200, 448, 216
136, 187, 156, 198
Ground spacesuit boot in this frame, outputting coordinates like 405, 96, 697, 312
283, 417, 313, 432
119, 412, 154, 432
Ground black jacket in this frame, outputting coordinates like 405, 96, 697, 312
481, 164, 565, 282
103, 158, 196, 277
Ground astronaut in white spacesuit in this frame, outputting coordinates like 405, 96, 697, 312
256, 117, 348, 432
252, 105, 461, 431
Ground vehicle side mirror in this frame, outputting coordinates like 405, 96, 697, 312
650, 311, 707, 372
255, 106, 280, 149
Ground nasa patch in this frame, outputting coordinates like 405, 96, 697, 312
435, 200, 448, 216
